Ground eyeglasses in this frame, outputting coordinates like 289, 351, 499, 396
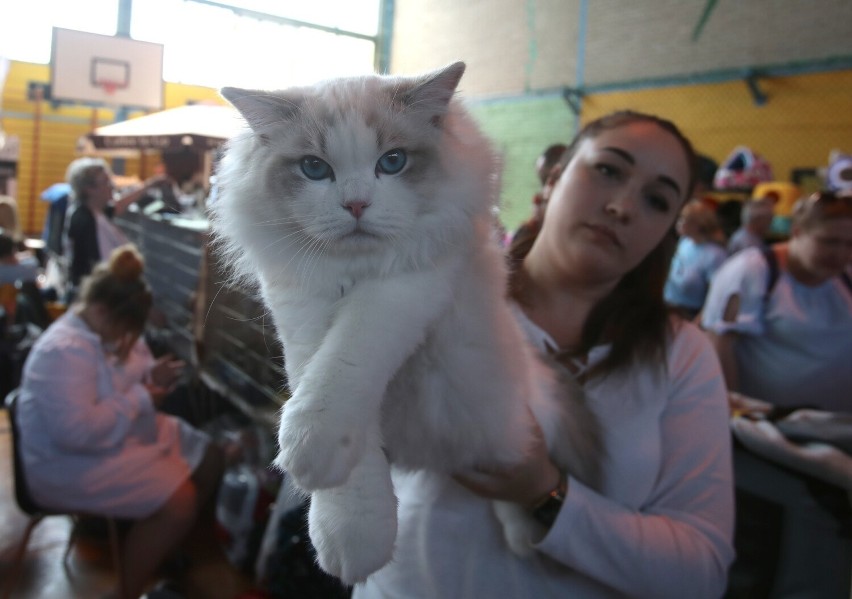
806, 190, 852, 207
794, 190, 852, 218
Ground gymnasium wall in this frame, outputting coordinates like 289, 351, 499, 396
392, 0, 852, 230
466, 68, 852, 230
3, 1, 852, 234
391, 0, 852, 94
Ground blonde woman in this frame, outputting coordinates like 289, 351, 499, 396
64, 157, 166, 293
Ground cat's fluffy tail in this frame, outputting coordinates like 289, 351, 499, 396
532, 355, 603, 490
494, 356, 603, 556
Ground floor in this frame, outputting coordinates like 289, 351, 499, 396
0, 408, 260, 599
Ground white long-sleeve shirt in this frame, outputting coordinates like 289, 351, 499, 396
355, 318, 734, 599
17, 311, 209, 519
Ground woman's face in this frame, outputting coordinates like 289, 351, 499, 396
791, 218, 852, 282
100, 322, 141, 361
86, 168, 115, 210
675, 203, 707, 240
534, 121, 690, 285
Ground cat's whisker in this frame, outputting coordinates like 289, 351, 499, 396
203, 276, 231, 327
278, 238, 313, 276
254, 226, 312, 256
252, 216, 309, 226
293, 234, 327, 292
301, 237, 333, 293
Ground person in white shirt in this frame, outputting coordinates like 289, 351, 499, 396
703, 191, 852, 412
702, 190, 852, 598
727, 196, 775, 256
17, 245, 222, 599
355, 111, 734, 599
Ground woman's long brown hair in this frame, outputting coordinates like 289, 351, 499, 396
508, 111, 698, 377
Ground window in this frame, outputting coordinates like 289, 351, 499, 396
214, 0, 380, 36
0, 0, 118, 64
0, 0, 381, 89
131, 0, 378, 89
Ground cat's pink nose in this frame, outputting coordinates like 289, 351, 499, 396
344, 200, 369, 219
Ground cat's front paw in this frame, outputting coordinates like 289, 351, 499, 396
274, 399, 366, 490
493, 500, 543, 558
309, 486, 398, 585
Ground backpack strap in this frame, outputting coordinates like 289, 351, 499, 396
761, 245, 780, 305
841, 271, 852, 296
763, 245, 852, 300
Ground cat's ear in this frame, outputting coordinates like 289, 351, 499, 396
403, 61, 466, 125
220, 87, 302, 132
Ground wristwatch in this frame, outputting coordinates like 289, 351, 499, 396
531, 473, 567, 529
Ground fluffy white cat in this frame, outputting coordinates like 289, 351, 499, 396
209, 62, 599, 585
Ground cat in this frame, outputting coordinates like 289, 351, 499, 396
209, 61, 600, 585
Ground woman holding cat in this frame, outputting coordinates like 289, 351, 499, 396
356, 112, 734, 599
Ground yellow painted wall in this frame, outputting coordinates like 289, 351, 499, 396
6, 56, 850, 235
1, 60, 223, 235
580, 70, 852, 196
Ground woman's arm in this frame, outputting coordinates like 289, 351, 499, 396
24, 338, 154, 451
701, 248, 770, 392
112, 175, 170, 216
541, 325, 734, 599
705, 325, 740, 391
456, 325, 734, 598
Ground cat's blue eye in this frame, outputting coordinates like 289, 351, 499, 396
376, 149, 407, 175
301, 156, 333, 180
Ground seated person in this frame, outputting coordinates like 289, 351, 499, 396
0, 229, 39, 286
702, 190, 852, 598
0, 195, 23, 242
664, 199, 727, 320
15, 244, 223, 599
0, 229, 51, 332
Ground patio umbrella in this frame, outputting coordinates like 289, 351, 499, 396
83, 103, 246, 154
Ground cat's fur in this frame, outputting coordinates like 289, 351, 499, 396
210, 62, 600, 585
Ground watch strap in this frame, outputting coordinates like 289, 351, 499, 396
531, 473, 567, 529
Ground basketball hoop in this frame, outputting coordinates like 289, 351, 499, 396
97, 80, 122, 97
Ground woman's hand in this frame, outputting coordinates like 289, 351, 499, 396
454, 420, 563, 509
144, 383, 171, 406
112, 332, 139, 363
728, 391, 773, 420
149, 355, 185, 390
145, 355, 184, 407
732, 415, 852, 490
144, 174, 169, 187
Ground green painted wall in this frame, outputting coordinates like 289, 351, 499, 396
468, 95, 576, 232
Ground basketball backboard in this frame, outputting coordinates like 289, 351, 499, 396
51, 27, 164, 110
